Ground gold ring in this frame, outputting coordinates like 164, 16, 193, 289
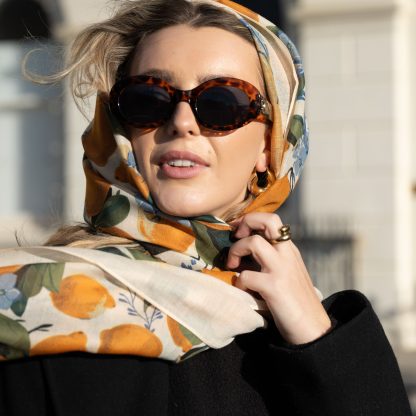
267, 224, 291, 244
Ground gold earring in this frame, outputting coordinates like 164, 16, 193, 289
247, 168, 275, 196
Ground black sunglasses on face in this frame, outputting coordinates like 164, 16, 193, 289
109, 75, 273, 131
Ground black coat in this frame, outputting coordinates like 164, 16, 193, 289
0, 290, 411, 415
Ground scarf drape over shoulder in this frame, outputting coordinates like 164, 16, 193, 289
0, 0, 309, 362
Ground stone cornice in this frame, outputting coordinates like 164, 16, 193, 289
289, 0, 413, 22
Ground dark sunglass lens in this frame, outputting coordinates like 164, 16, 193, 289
196, 86, 250, 128
118, 84, 172, 125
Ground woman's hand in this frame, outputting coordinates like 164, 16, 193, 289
227, 212, 332, 345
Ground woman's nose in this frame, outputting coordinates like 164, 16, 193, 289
165, 101, 201, 137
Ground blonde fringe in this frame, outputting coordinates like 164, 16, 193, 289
44, 224, 134, 249
23, 0, 254, 116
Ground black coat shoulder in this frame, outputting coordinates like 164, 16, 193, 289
263, 290, 412, 415
0, 290, 411, 416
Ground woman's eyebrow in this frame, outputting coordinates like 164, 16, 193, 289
197, 73, 238, 83
137, 68, 240, 85
137, 69, 174, 82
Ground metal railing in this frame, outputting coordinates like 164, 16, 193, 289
293, 228, 355, 297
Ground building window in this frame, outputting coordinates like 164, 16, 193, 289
0, 0, 51, 40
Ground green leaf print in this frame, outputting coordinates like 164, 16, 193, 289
178, 323, 202, 346
266, 25, 279, 36
191, 222, 220, 265
16, 263, 65, 297
191, 221, 233, 266
98, 246, 131, 258
12, 263, 65, 316
205, 227, 232, 251
193, 215, 222, 223
92, 194, 130, 228
0, 313, 30, 359
180, 346, 209, 362
297, 76, 305, 99
10, 295, 28, 317
287, 115, 304, 146
16, 266, 44, 298
41, 263, 65, 292
127, 247, 159, 262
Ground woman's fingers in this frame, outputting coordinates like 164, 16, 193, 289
232, 212, 283, 240
227, 212, 332, 344
226, 234, 277, 271
235, 269, 268, 293
230, 212, 314, 287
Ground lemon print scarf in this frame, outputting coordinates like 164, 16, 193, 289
0, 0, 308, 362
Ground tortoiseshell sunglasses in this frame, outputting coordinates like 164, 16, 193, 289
109, 75, 273, 131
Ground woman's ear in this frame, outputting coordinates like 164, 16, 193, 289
255, 128, 271, 172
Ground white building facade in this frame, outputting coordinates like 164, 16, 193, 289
292, 0, 416, 348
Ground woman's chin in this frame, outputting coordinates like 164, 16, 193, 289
157, 205, 210, 218
154, 198, 217, 218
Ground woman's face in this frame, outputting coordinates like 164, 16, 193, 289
129, 24, 270, 218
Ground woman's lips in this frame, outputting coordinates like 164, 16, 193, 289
158, 150, 209, 179
160, 164, 207, 179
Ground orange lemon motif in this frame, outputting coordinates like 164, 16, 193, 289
114, 160, 151, 200
100, 226, 135, 240
196, 221, 230, 231
98, 324, 162, 357
50, 274, 116, 319
82, 100, 117, 167
0, 265, 22, 275
84, 164, 112, 217
130, 173, 151, 200
217, 0, 260, 21
138, 212, 195, 252
114, 160, 131, 183
30, 332, 87, 356
201, 268, 236, 285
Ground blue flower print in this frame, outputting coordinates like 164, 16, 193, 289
135, 195, 155, 213
239, 17, 269, 58
293, 134, 309, 178
127, 151, 137, 168
277, 30, 302, 65
0, 274, 21, 309
181, 258, 197, 270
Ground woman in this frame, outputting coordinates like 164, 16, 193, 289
0, 0, 411, 414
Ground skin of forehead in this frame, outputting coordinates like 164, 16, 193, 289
130, 24, 266, 96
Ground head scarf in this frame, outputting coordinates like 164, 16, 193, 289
0, 0, 308, 362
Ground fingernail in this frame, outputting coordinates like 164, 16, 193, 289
227, 259, 236, 269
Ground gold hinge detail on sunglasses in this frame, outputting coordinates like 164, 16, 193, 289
259, 96, 273, 122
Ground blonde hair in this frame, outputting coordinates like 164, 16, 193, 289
36, 0, 260, 247
26, 0, 256, 107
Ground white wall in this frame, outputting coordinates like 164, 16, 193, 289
292, 0, 416, 347
57, 0, 110, 223
0, 42, 63, 246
